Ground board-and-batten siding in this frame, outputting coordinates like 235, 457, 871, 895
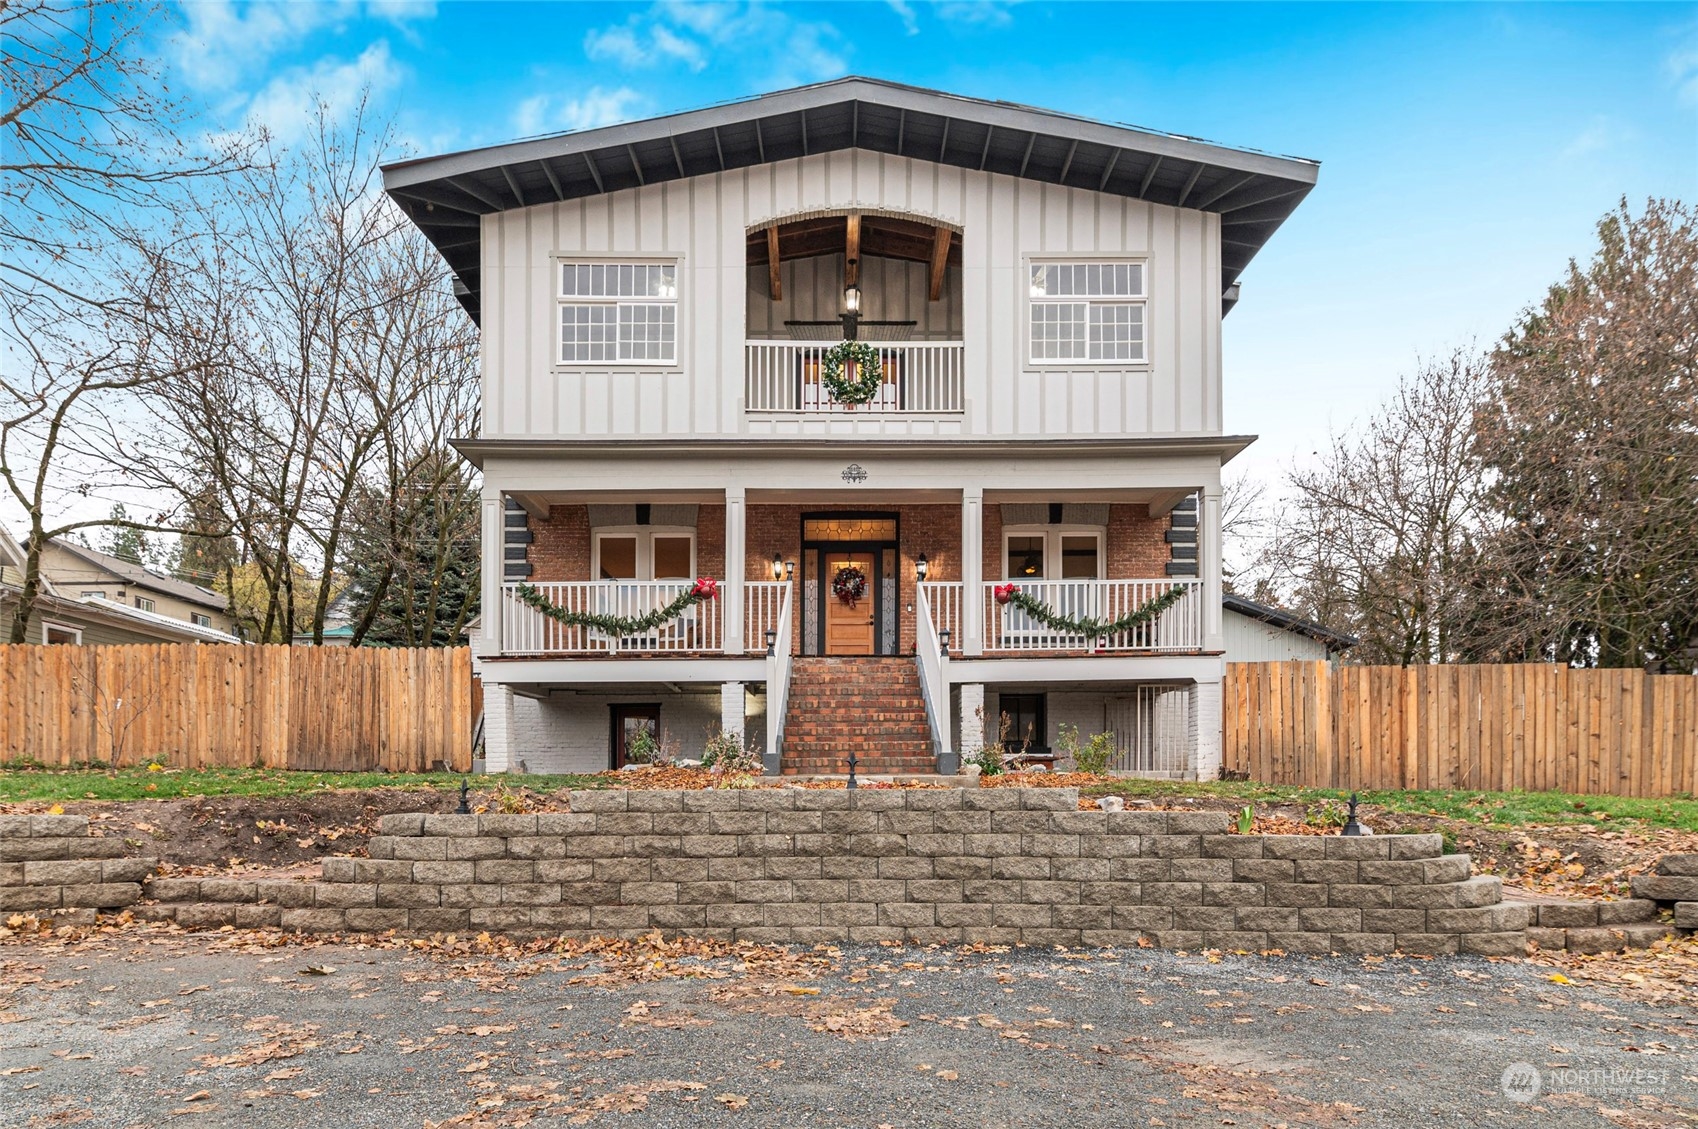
481, 149, 1222, 440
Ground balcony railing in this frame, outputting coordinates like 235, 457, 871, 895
499, 581, 793, 656
744, 340, 964, 413
984, 579, 1202, 652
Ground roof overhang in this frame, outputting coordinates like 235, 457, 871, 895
1222, 592, 1357, 652
384, 77, 1318, 323
450, 434, 1258, 470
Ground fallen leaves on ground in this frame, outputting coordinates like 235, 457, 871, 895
1525, 933, 1698, 1007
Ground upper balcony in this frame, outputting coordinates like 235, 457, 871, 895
744, 213, 963, 419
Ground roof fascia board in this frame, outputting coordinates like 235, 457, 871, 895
452, 435, 1257, 465
382, 78, 1317, 194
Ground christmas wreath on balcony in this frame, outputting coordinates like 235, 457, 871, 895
820, 341, 882, 405
514, 577, 718, 636
831, 564, 868, 608
992, 582, 1187, 639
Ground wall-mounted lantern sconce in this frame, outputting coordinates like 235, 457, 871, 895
938, 628, 952, 650
771, 553, 785, 581
764, 629, 777, 657
915, 552, 929, 582
842, 285, 861, 314
784, 559, 796, 581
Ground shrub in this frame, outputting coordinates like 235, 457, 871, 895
701, 729, 761, 775
1053, 723, 1081, 772
1305, 798, 1348, 829
625, 729, 659, 765
1075, 731, 1115, 775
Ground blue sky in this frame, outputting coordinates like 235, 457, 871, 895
164, 0, 1696, 484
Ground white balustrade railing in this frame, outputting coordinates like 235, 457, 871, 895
980, 579, 1203, 653
744, 340, 964, 413
764, 586, 794, 773
744, 581, 791, 653
919, 581, 963, 655
501, 581, 721, 655
914, 587, 952, 770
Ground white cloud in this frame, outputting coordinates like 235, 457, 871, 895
170, 0, 435, 91
886, 0, 919, 35
582, 3, 847, 87
243, 41, 405, 147
1558, 116, 1618, 162
514, 87, 646, 137
1669, 32, 1698, 106
935, 1, 1019, 29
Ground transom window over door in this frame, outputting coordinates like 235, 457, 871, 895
559, 261, 677, 364
594, 529, 695, 580
1028, 261, 1146, 363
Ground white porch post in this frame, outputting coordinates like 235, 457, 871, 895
723, 486, 746, 654
720, 682, 745, 740
961, 486, 984, 656
483, 684, 516, 773
1201, 484, 1224, 652
959, 683, 986, 755
480, 491, 504, 656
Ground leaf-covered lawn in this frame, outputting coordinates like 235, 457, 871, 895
0, 765, 607, 804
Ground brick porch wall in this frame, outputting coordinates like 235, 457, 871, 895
983, 504, 1172, 581
527, 504, 725, 583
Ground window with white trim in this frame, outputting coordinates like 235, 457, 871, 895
43, 622, 82, 645
559, 261, 678, 364
1003, 528, 1104, 580
191, 613, 212, 628
1028, 261, 1145, 363
592, 528, 695, 581
134, 596, 155, 613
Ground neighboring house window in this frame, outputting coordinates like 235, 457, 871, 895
559, 261, 677, 364
43, 622, 82, 645
135, 596, 155, 612
80, 591, 105, 599
1028, 261, 1145, 363
593, 528, 695, 581
191, 613, 212, 628
1003, 529, 1104, 580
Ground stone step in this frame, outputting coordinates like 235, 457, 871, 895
1629, 874, 1698, 904
1518, 897, 1658, 928
1676, 902, 1697, 930
781, 656, 934, 774
1654, 853, 1698, 877
1529, 921, 1677, 955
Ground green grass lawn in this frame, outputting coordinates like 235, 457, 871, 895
1085, 776, 1698, 831
0, 765, 607, 804
3, 764, 1694, 830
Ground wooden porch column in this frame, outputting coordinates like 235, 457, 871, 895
1201, 484, 1224, 651
961, 486, 984, 656
723, 486, 747, 654
480, 491, 504, 656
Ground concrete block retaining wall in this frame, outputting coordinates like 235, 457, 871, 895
140, 789, 1533, 955
0, 815, 155, 920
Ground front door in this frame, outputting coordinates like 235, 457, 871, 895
824, 551, 877, 655
610, 704, 660, 769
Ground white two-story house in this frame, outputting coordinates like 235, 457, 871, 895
384, 78, 1316, 779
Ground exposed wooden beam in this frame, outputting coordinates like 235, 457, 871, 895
938, 118, 950, 162
539, 158, 565, 201
979, 126, 994, 170
754, 119, 765, 163
581, 151, 604, 193
1018, 132, 1036, 177
1057, 139, 1078, 185
1194, 172, 1257, 210
844, 212, 860, 289
896, 108, 907, 155
766, 226, 782, 300
1217, 182, 1308, 214
1175, 162, 1204, 208
669, 136, 686, 178
446, 175, 507, 211
1138, 155, 1163, 197
712, 126, 726, 171
1098, 147, 1122, 191
626, 144, 645, 186
499, 166, 526, 207
799, 109, 808, 155
927, 225, 951, 301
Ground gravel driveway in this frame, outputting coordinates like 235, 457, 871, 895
2, 930, 1692, 1128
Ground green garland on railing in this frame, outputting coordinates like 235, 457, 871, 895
514, 578, 718, 636
992, 582, 1188, 639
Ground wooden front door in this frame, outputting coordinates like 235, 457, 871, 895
824, 551, 877, 655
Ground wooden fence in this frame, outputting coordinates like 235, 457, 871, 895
1226, 661, 1698, 798
0, 644, 475, 773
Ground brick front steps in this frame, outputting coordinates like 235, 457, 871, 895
1632, 853, 1698, 935
781, 658, 936, 775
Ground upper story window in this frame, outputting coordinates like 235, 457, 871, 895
134, 596, 155, 613
191, 613, 212, 628
1028, 261, 1146, 364
559, 261, 677, 364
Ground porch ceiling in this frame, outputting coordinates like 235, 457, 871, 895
384, 76, 1318, 322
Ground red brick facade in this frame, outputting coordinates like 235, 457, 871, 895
983, 503, 1170, 581
527, 505, 590, 582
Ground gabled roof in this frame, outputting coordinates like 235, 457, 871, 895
383, 76, 1319, 322
1223, 592, 1357, 653
45, 539, 227, 612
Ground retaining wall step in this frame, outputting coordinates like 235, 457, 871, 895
1654, 853, 1698, 877
1630, 874, 1698, 904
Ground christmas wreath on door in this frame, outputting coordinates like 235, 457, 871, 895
831, 564, 868, 608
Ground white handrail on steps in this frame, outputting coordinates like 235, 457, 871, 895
915, 586, 955, 774
763, 585, 794, 775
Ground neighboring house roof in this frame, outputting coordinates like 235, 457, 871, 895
1223, 592, 1357, 653
75, 597, 243, 644
383, 76, 1319, 322
45, 539, 228, 613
